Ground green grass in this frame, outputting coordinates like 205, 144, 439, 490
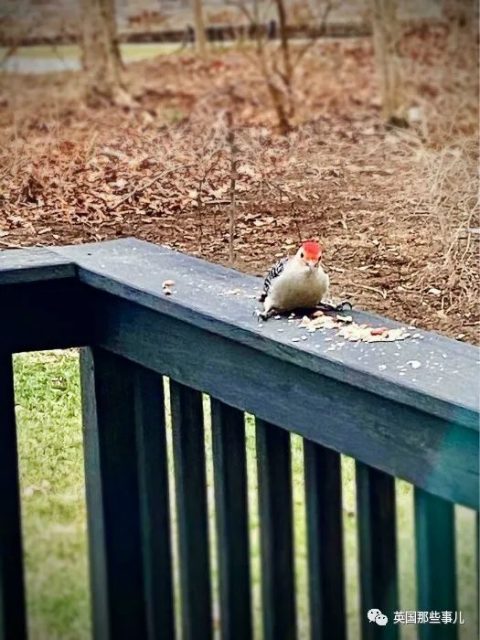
14, 351, 90, 640
1, 43, 187, 62
13, 351, 478, 640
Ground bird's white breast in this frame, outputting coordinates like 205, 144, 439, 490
268, 265, 329, 311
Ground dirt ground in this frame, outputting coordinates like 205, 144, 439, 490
0, 25, 478, 343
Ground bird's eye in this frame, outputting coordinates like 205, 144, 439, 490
300, 251, 304, 258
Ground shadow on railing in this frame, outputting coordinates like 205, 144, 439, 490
1, 238, 478, 640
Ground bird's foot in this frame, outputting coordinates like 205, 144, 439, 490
253, 308, 275, 322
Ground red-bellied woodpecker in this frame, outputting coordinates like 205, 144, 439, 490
257, 240, 330, 320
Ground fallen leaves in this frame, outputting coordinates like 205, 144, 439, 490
0, 29, 477, 345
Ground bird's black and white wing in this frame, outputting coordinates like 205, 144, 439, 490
258, 257, 288, 302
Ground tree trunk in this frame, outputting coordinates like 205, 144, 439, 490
192, 0, 207, 59
81, 0, 124, 106
370, 0, 406, 126
274, 0, 294, 117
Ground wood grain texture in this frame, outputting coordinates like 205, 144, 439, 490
169, 380, 213, 640
256, 419, 296, 640
415, 489, 457, 640
304, 440, 346, 640
356, 462, 399, 640
53, 238, 479, 432
89, 292, 478, 509
211, 399, 252, 640
0, 355, 27, 640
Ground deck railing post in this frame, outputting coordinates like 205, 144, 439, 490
170, 380, 213, 640
256, 419, 297, 640
133, 366, 175, 640
304, 440, 346, 640
211, 399, 252, 640
0, 354, 27, 640
415, 488, 457, 640
356, 462, 399, 640
80, 348, 175, 640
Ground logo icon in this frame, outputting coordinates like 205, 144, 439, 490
367, 609, 389, 626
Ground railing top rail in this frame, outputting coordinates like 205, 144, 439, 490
0, 246, 76, 285
43, 238, 479, 432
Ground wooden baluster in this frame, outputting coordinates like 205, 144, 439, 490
81, 348, 175, 639
0, 354, 27, 640
415, 488, 457, 640
304, 440, 346, 640
211, 399, 252, 640
170, 380, 213, 640
256, 419, 296, 640
356, 462, 398, 640
134, 367, 175, 640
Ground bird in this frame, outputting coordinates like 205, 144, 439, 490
257, 240, 331, 320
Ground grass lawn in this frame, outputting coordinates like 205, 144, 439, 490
13, 350, 478, 640
0, 42, 234, 73
1, 43, 192, 62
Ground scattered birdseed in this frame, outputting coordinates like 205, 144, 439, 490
407, 360, 422, 369
298, 313, 410, 343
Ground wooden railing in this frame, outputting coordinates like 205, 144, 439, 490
0, 238, 478, 640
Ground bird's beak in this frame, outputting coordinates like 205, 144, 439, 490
307, 260, 316, 272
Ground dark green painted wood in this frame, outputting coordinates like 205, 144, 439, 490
0, 246, 74, 284
304, 440, 346, 640
356, 462, 398, 640
1, 238, 477, 640
91, 293, 479, 509
256, 419, 296, 640
415, 488, 457, 640
477, 511, 479, 640
170, 380, 213, 640
0, 355, 27, 640
54, 237, 479, 432
1, 280, 94, 353
80, 348, 148, 640
211, 399, 252, 640
0, 239, 476, 506
133, 366, 175, 640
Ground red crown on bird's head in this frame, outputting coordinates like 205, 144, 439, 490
301, 240, 323, 261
